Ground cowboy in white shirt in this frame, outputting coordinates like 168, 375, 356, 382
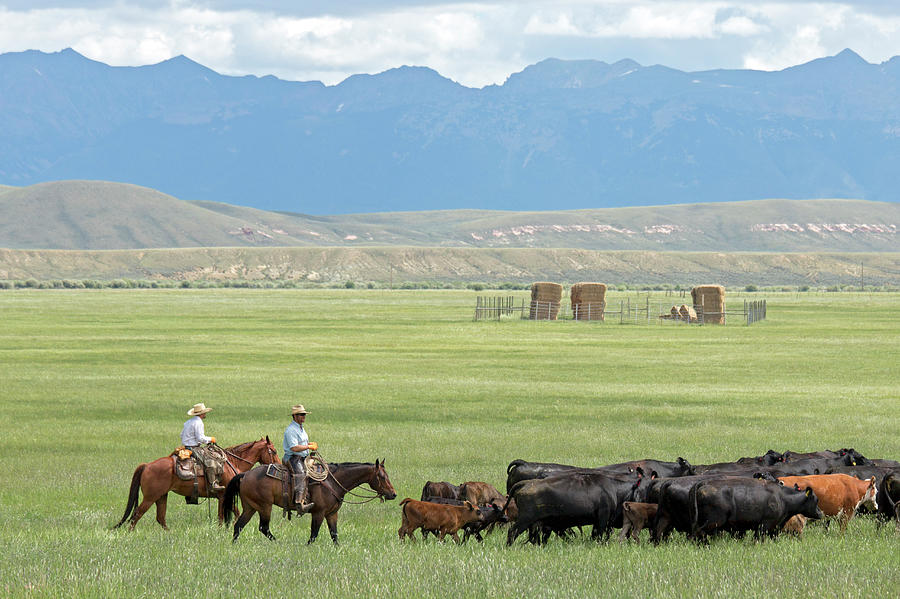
181, 403, 224, 491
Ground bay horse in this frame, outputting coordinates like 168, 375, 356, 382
224, 459, 397, 544
112, 437, 280, 530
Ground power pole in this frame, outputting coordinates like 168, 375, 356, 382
860, 262, 864, 291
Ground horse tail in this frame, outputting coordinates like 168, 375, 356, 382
112, 463, 146, 529
223, 472, 244, 524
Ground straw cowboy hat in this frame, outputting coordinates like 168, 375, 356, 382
291, 404, 310, 415
187, 403, 213, 416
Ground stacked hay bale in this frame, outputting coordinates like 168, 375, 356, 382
679, 304, 698, 323
570, 282, 606, 321
691, 285, 725, 324
530, 282, 563, 320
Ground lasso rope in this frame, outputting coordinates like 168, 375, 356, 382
304, 452, 384, 504
304, 452, 330, 482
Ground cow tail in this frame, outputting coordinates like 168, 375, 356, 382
689, 481, 702, 540
112, 464, 146, 529
507, 459, 526, 475
222, 473, 244, 525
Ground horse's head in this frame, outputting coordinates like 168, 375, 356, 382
259, 436, 280, 465
369, 458, 397, 501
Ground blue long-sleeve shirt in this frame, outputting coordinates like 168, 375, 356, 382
283, 421, 309, 461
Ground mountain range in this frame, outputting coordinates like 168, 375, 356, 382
2, 48, 900, 214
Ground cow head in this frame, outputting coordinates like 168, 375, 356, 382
676, 457, 695, 476
486, 500, 509, 524
856, 477, 878, 513
753, 472, 780, 484
797, 486, 826, 520
762, 449, 785, 466
464, 500, 485, 521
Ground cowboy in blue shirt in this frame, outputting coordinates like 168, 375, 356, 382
283, 404, 316, 513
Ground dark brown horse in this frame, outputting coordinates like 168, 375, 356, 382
224, 459, 397, 544
113, 437, 280, 530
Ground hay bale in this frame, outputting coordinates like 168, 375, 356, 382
691, 285, 725, 324
571, 282, 606, 321
530, 282, 562, 320
679, 304, 698, 323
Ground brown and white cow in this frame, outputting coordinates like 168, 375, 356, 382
398, 498, 484, 543
618, 501, 657, 543
778, 474, 877, 533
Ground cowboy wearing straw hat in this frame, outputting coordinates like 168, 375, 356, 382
181, 403, 225, 492
283, 404, 317, 514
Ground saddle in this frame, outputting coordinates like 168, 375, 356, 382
173, 448, 203, 481
266, 464, 312, 519
171, 446, 209, 505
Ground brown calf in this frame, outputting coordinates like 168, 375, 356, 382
398, 498, 484, 543
618, 501, 658, 543
420, 481, 461, 501
782, 514, 808, 537
778, 474, 877, 533
459, 481, 505, 505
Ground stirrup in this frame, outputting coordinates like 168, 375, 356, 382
298, 502, 315, 514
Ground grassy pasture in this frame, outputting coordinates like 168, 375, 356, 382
0, 289, 897, 598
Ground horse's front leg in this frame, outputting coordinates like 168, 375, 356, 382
326, 512, 339, 545
308, 512, 324, 544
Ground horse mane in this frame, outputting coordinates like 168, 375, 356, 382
327, 462, 374, 471
226, 438, 264, 453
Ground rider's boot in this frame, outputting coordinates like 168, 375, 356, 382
296, 483, 315, 514
206, 467, 225, 492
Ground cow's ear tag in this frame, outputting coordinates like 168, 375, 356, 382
805, 488, 812, 497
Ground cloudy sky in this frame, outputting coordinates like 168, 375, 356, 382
3, 1, 900, 87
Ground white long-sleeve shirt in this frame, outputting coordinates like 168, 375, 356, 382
181, 416, 212, 446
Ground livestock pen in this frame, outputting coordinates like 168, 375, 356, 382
474, 293, 767, 325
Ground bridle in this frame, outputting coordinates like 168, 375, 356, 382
221, 441, 279, 475
313, 458, 392, 505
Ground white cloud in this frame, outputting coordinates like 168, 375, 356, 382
718, 15, 766, 36
2, 2, 900, 85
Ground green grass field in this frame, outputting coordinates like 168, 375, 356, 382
0, 289, 897, 598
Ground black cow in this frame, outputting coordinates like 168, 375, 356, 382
881, 472, 900, 528
761, 458, 831, 477
506, 471, 642, 546
506, 460, 590, 494
600, 457, 694, 479
422, 496, 508, 541
782, 449, 869, 471
506, 457, 688, 494
735, 450, 784, 467
690, 478, 824, 542
871, 459, 900, 469
649, 475, 752, 543
420, 481, 461, 501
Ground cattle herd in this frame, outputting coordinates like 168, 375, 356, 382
400, 449, 900, 545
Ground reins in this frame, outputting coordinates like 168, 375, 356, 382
221, 442, 279, 473
305, 453, 386, 505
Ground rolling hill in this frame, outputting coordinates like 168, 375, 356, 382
0, 181, 897, 253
